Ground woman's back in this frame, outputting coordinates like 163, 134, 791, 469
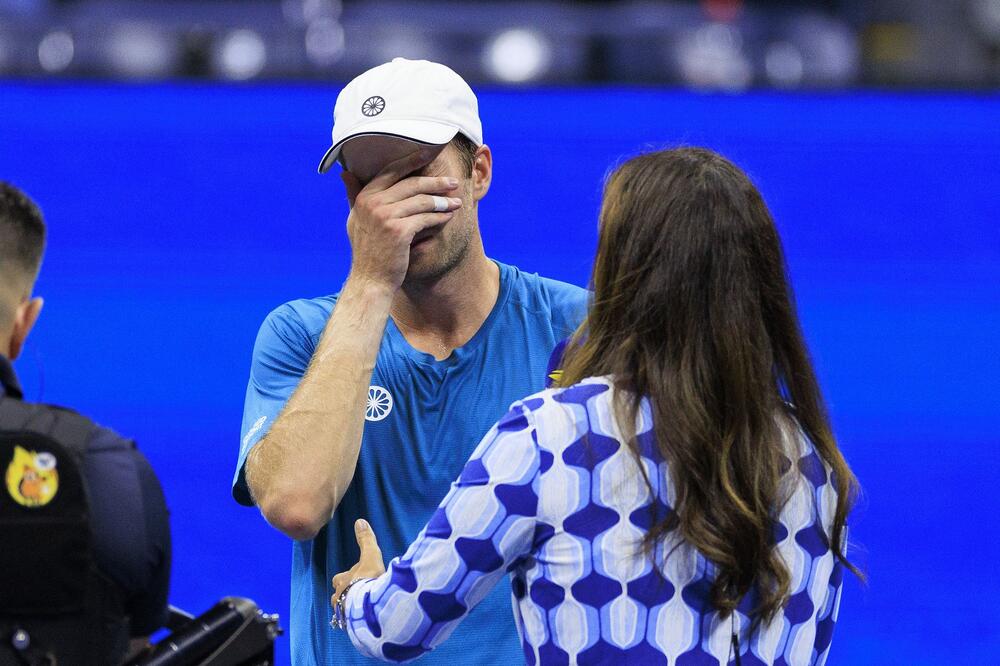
515, 376, 843, 665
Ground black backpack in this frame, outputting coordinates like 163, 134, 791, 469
0, 397, 129, 666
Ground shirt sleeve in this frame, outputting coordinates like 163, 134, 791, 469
232, 304, 315, 506
343, 401, 542, 663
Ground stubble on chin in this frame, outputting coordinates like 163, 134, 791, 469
404, 227, 473, 284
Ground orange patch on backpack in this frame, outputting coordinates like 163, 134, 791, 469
5, 446, 59, 507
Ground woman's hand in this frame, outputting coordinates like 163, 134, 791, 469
331, 519, 386, 610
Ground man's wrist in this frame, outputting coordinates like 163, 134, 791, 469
341, 273, 396, 305
312, 273, 394, 368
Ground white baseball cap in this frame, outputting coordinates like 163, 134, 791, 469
317, 58, 484, 174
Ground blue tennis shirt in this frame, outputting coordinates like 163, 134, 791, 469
233, 260, 587, 665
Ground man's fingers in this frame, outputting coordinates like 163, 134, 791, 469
399, 212, 456, 239
365, 149, 437, 193
391, 194, 462, 218
379, 176, 460, 205
341, 171, 363, 208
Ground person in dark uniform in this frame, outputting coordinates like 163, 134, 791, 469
0, 182, 171, 664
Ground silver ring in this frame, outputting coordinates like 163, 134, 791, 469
431, 195, 449, 212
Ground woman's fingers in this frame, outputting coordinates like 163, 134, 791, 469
355, 519, 383, 564
329, 520, 385, 611
331, 572, 349, 604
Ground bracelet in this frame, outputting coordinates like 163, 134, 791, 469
330, 577, 368, 631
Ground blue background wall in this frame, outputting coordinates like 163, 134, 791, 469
1, 83, 997, 664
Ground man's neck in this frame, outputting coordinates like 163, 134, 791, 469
390, 248, 500, 360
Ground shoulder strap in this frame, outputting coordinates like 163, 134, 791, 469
0, 398, 96, 458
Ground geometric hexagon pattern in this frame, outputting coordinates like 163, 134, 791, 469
344, 377, 846, 664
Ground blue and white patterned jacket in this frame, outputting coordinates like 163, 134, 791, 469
343, 377, 845, 665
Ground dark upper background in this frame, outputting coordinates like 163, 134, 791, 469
1, 1, 998, 665
2, 0, 1000, 89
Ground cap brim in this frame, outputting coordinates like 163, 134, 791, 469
317, 118, 461, 174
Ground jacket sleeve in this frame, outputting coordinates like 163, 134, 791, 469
812, 552, 846, 664
343, 402, 542, 662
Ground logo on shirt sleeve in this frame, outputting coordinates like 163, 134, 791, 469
5, 446, 59, 508
242, 415, 268, 448
365, 386, 393, 421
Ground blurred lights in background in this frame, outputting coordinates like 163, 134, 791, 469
0, 0, 996, 88
972, 0, 1000, 43
485, 29, 553, 83
107, 23, 178, 79
214, 29, 268, 80
304, 17, 345, 67
765, 42, 804, 88
37, 29, 73, 73
676, 22, 752, 90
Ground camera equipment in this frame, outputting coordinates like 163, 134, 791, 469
136, 597, 281, 666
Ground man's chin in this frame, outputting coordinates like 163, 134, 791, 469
405, 251, 462, 284
404, 262, 449, 284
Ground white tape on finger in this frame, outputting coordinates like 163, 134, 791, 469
432, 195, 449, 213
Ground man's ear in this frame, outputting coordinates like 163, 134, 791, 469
9, 297, 43, 361
471, 144, 492, 203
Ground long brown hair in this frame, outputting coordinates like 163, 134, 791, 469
559, 147, 860, 622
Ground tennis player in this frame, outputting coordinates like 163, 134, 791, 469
231, 58, 587, 665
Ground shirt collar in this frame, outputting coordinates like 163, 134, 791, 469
0, 355, 24, 400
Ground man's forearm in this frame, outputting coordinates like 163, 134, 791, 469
246, 277, 393, 540
245, 149, 458, 540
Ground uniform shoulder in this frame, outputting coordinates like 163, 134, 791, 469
46, 403, 136, 454
86, 422, 135, 453
1, 398, 139, 466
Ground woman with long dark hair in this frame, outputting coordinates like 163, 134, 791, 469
330, 147, 860, 664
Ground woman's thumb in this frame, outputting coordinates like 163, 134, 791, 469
355, 518, 372, 547
355, 518, 384, 560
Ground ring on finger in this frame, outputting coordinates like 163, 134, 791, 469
431, 195, 449, 212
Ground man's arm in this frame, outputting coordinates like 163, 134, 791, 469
243, 150, 463, 541
245, 281, 392, 540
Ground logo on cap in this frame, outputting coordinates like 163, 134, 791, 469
361, 96, 386, 117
